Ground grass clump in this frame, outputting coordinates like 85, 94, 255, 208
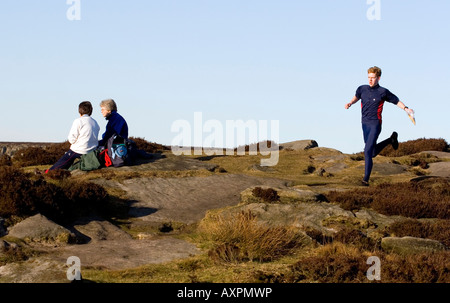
0, 166, 110, 226
0, 242, 33, 266
252, 187, 280, 203
0, 155, 13, 166
288, 243, 369, 283
326, 178, 449, 219
199, 210, 304, 262
129, 137, 170, 153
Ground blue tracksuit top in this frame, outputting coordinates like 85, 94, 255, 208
99, 111, 129, 146
355, 84, 399, 124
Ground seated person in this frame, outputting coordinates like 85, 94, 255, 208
98, 98, 155, 165
47, 101, 100, 172
98, 99, 128, 147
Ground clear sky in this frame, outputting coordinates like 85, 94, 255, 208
1, 0, 449, 154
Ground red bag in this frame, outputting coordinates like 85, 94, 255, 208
100, 149, 113, 167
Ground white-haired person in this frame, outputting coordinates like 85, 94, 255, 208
98, 99, 129, 147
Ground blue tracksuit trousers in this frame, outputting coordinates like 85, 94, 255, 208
362, 122, 392, 182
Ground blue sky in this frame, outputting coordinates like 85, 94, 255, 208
1, 0, 449, 154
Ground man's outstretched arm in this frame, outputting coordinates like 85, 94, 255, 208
345, 96, 360, 109
397, 101, 414, 116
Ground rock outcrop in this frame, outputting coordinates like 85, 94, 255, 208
0, 142, 52, 157
381, 236, 447, 255
7, 214, 75, 244
280, 140, 318, 151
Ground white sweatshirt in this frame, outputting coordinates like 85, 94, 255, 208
68, 115, 100, 154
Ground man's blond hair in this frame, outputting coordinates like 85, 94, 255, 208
368, 66, 382, 77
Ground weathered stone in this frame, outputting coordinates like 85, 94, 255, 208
419, 151, 450, 159
214, 201, 355, 236
381, 236, 447, 255
427, 162, 450, 178
7, 214, 74, 244
280, 140, 318, 151
72, 217, 132, 243
0, 142, 52, 157
240, 186, 325, 205
358, 162, 407, 175
355, 209, 405, 229
96, 174, 287, 225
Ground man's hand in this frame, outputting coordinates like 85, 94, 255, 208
405, 107, 414, 116
346, 96, 359, 109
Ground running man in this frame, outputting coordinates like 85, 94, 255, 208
345, 66, 414, 186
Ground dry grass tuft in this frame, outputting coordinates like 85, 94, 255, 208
199, 210, 304, 262
288, 243, 368, 283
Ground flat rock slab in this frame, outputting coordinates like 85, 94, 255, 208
381, 236, 447, 255
419, 151, 450, 159
0, 257, 67, 283
0, 235, 201, 282
358, 162, 407, 175
427, 162, 450, 178
100, 174, 289, 225
1, 217, 202, 282
113, 156, 219, 172
59, 236, 200, 271
64, 218, 201, 270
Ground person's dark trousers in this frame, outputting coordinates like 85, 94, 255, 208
362, 122, 393, 182
47, 149, 82, 172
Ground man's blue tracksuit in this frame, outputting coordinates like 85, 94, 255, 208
355, 84, 399, 182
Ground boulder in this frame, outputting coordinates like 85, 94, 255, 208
71, 217, 132, 243
7, 214, 74, 244
215, 200, 355, 236
381, 236, 447, 255
280, 140, 318, 151
355, 209, 405, 229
